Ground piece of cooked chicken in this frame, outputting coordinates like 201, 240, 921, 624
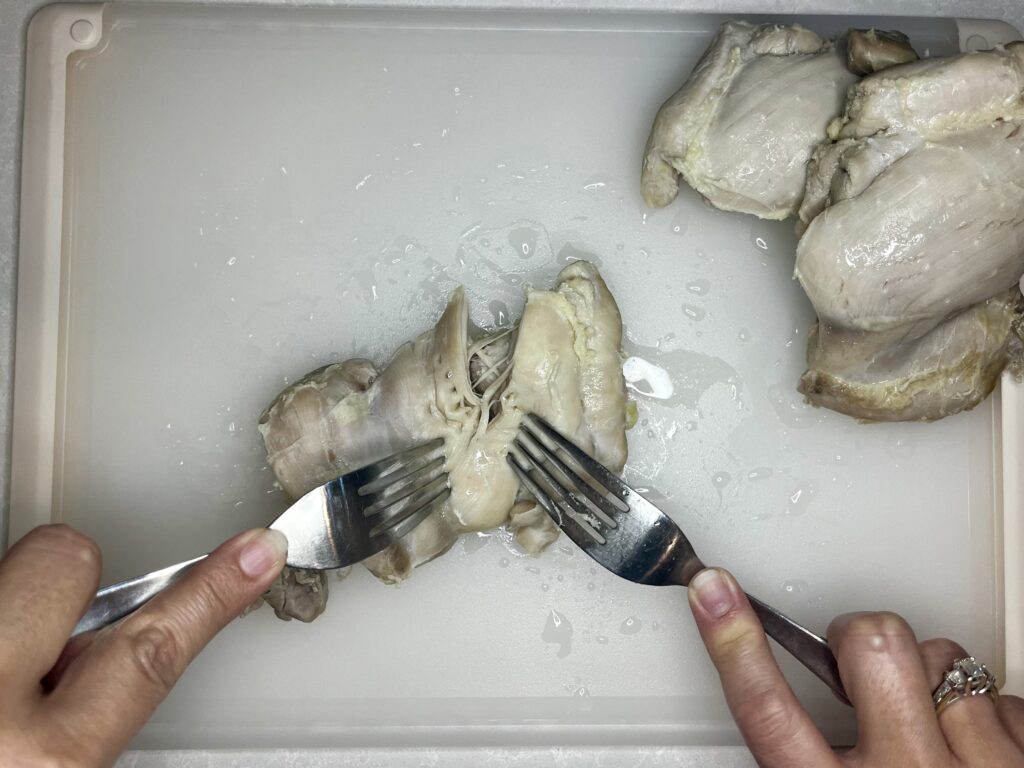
256, 261, 628, 619
846, 29, 918, 75
640, 21, 858, 219
796, 45, 1024, 421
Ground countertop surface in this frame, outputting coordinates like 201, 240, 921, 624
2, 1, 1022, 765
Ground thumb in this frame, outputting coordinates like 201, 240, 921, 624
687, 567, 835, 768
44, 529, 286, 765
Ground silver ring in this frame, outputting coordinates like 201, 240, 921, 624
932, 657, 999, 717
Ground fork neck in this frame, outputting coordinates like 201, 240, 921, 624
672, 555, 706, 587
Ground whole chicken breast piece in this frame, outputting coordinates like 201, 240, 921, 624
641, 21, 857, 219
796, 121, 1024, 336
831, 43, 1024, 140
258, 261, 629, 601
800, 291, 1023, 421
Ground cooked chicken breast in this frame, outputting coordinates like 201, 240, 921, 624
846, 29, 918, 75
796, 46, 1024, 421
641, 21, 858, 219
257, 261, 628, 619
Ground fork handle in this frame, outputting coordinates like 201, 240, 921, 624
746, 593, 849, 705
71, 555, 208, 638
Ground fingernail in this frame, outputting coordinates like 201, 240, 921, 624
690, 568, 736, 619
238, 529, 288, 578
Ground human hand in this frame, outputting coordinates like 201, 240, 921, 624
688, 567, 1024, 767
0, 524, 286, 767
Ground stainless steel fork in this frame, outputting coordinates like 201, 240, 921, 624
507, 415, 848, 703
73, 439, 450, 637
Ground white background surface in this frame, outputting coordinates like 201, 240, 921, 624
3, 1, 1024, 766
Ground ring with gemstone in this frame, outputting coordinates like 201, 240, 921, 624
933, 657, 999, 717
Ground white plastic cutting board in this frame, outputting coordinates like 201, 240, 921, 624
11, 4, 1022, 751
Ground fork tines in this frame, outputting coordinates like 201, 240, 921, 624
506, 415, 628, 547
358, 439, 450, 541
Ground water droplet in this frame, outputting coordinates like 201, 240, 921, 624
452, 86, 461, 96
712, 472, 731, 489
563, 681, 590, 697
541, 583, 550, 592
498, 558, 510, 568
622, 357, 674, 400
596, 635, 609, 645
508, 227, 538, 260
786, 481, 818, 516
783, 579, 809, 594
586, 582, 595, 591
652, 621, 660, 631
488, 299, 511, 327
671, 210, 690, 236
227, 256, 237, 266
542, 610, 574, 658
682, 303, 706, 321
526, 565, 541, 575
738, 328, 751, 342
747, 467, 772, 481
686, 279, 710, 296
620, 617, 642, 635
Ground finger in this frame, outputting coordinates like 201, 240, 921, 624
919, 639, 1022, 764
43, 528, 286, 765
826, 612, 946, 761
998, 695, 1024, 753
0, 525, 101, 686
42, 631, 99, 693
688, 568, 836, 768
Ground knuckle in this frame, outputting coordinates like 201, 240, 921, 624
712, 615, 765, 663
1000, 694, 1024, 713
123, 622, 187, 692
922, 637, 966, 659
188, 570, 236, 622
28, 524, 101, 565
732, 687, 802, 748
842, 611, 914, 652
